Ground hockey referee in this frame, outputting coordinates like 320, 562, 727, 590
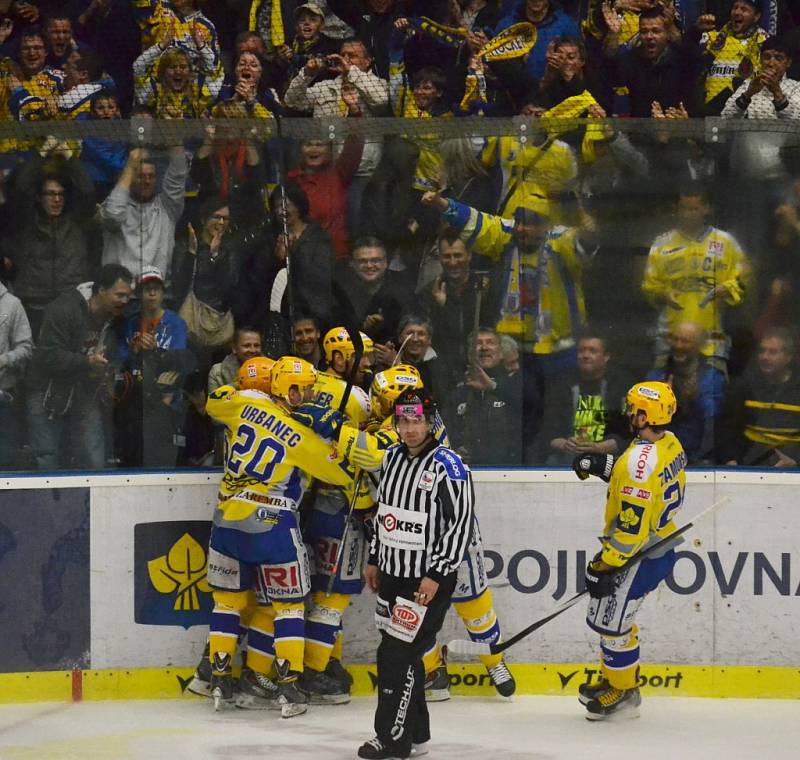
358, 389, 474, 760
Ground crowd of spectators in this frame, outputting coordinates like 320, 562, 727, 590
2, 0, 800, 470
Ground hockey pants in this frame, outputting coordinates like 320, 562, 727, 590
373, 571, 456, 756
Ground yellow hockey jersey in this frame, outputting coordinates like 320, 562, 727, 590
445, 198, 589, 354
480, 135, 577, 222
602, 432, 687, 567
312, 372, 371, 428
311, 372, 373, 510
702, 26, 765, 104
206, 386, 351, 532
642, 226, 751, 357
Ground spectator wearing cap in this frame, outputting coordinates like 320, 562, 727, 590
1, 155, 96, 339
100, 144, 187, 286
117, 265, 193, 467
276, 3, 340, 86
494, 0, 580, 80
26, 263, 132, 471
691, 0, 767, 115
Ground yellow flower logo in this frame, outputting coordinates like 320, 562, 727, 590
147, 533, 211, 611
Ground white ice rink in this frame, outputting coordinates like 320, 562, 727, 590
0, 695, 798, 760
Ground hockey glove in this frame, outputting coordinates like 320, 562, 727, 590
291, 403, 344, 441
585, 559, 617, 599
572, 453, 614, 482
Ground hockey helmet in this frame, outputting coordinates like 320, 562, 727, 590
270, 356, 317, 404
394, 388, 437, 423
237, 356, 275, 394
322, 327, 374, 364
370, 364, 423, 419
625, 381, 676, 426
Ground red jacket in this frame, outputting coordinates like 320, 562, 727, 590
288, 132, 364, 259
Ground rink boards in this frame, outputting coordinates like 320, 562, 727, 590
0, 469, 798, 701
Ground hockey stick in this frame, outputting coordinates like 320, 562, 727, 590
323, 322, 365, 595
447, 495, 731, 656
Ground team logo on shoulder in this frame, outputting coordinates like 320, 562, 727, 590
419, 471, 435, 491
618, 503, 645, 535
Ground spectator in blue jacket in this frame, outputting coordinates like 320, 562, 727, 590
494, 0, 580, 79
79, 90, 128, 201
117, 265, 194, 468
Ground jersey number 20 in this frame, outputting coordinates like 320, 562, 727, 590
227, 424, 285, 481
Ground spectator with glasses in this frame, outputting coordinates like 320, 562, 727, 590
335, 236, 415, 347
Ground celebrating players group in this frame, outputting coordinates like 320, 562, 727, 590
186, 325, 688, 759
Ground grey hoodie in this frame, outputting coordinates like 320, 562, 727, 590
0, 283, 34, 391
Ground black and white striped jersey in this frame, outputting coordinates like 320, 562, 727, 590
369, 439, 474, 581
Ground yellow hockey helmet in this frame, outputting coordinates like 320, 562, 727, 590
370, 364, 423, 419
237, 356, 275, 394
270, 356, 317, 403
323, 327, 374, 364
625, 381, 677, 426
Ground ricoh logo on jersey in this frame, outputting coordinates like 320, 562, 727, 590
634, 444, 654, 481
483, 548, 800, 598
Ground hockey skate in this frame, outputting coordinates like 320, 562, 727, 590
326, 657, 354, 692
357, 737, 409, 760
486, 659, 516, 697
300, 667, 351, 705
186, 642, 212, 697
275, 659, 309, 718
235, 666, 280, 710
424, 665, 450, 702
578, 677, 611, 706
209, 652, 234, 712
585, 686, 642, 720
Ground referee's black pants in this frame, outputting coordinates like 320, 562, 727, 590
373, 571, 457, 757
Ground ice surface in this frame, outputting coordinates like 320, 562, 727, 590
0, 695, 797, 760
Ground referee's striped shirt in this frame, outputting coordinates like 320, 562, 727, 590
369, 439, 474, 581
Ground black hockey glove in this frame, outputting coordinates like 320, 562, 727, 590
585, 559, 617, 599
572, 453, 614, 482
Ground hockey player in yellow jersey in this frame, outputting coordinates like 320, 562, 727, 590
291, 327, 373, 701
205, 355, 351, 717
333, 365, 516, 700
187, 356, 281, 708
573, 381, 687, 720
643, 184, 751, 363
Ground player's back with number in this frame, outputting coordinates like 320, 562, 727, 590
604, 432, 687, 565
207, 386, 349, 525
